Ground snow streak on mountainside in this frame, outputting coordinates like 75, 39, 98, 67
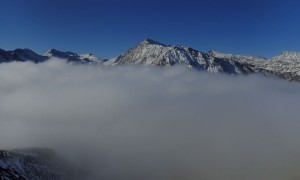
0, 148, 78, 180
105, 39, 300, 81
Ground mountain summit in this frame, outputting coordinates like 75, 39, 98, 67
44, 48, 78, 58
140, 38, 166, 46
271, 51, 300, 62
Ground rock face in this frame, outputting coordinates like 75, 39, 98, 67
105, 39, 300, 81
0, 148, 77, 180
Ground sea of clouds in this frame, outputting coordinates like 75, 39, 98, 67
1, 59, 300, 179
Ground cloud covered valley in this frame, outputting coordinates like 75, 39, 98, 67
1, 59, 300, 180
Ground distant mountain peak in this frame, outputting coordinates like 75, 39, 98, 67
44, 48, 60, 56
280, 51, 300, 56
208, 50, 223, 56
281, 50, 298, 54
272, 51, 300, 61
15, 48, 31, 51
44, 49, 79, 58
14, 48, 37, 54
140, 38, 166, 46
47, 48, 58, 52
80, 53, 104, 63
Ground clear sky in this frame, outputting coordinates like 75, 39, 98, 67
1, 0, 300, 58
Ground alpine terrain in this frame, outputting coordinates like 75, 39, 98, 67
0, 48, 103, 65
105, 39, 300, 81
1, 38, 300, 81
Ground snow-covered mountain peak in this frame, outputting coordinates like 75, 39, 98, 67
80, 53, 103, 63
80, 53, 96, 59
44, 48, 75, 57
43, 49, 103, 64
44, 48, 79, 58
208, 50, 226, 57
272, 51, 300, 61
140, 38, 166, 46
105, 40, 258, 74
44, 48, 59, 56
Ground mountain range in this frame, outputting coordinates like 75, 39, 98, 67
0, 48, 104, 65
1, 38, 300, 81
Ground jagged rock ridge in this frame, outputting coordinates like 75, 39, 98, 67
105, 39, 300, 81
0, 148, 80, 180
105, 39, 255, 74
0, 48, 104, 65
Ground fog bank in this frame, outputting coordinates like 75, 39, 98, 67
1, 60, 300, 179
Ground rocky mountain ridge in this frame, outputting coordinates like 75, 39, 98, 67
105, 39, 300, 81
0, 48, 103, 65
1, 39, 300, 81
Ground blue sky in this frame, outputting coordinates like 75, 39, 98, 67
1, 0, 300, 58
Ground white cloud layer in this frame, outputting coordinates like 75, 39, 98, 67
1, 59, 300, 179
